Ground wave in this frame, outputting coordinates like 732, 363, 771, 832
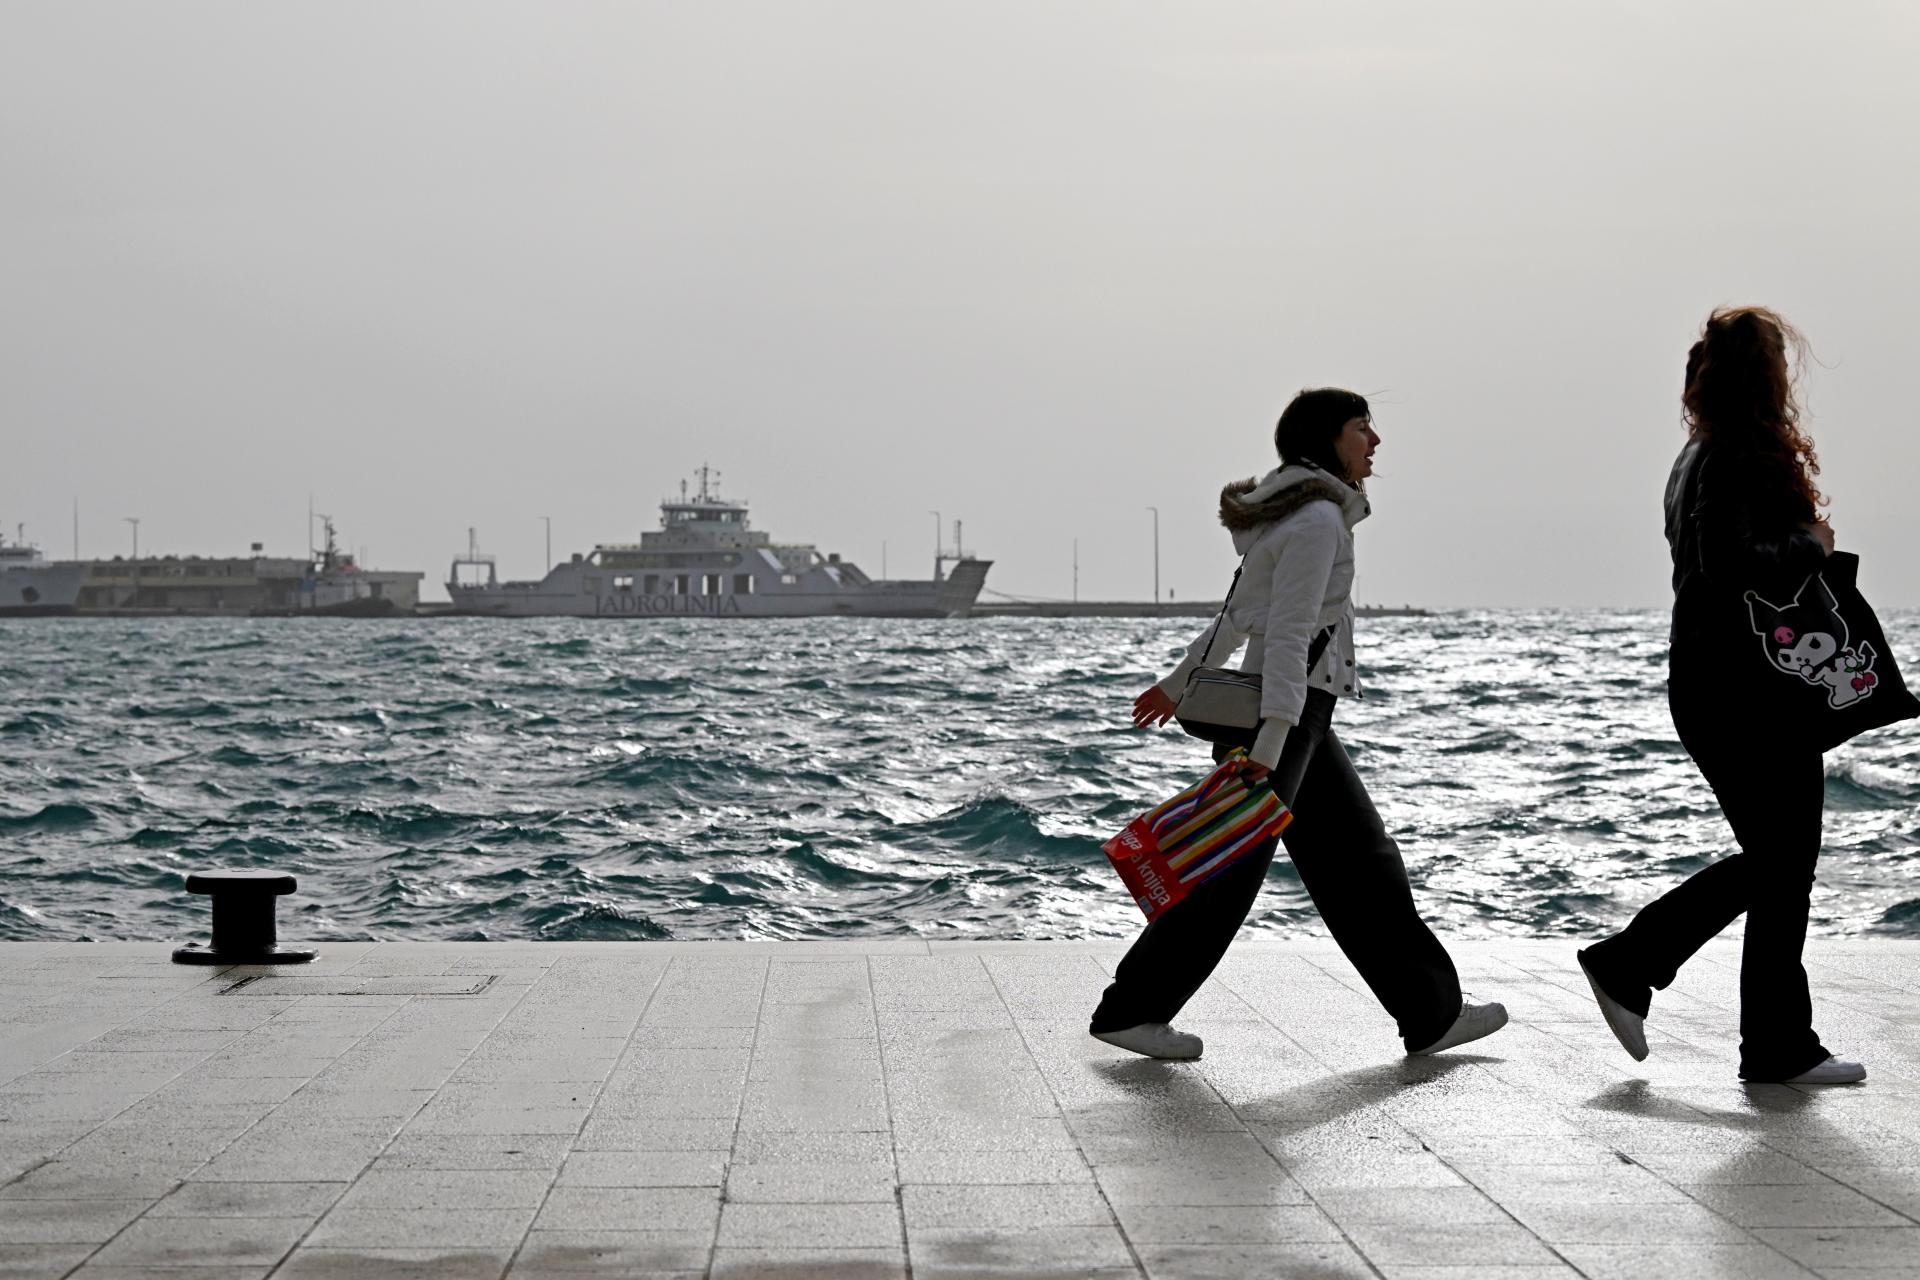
1872, 899, 1920, 936
528, 900, 673, 941
1826, 761, 1917, 809
129, 699, 232, 719
2, 711, 65, 735
0, 803, 98, 833
891, 794, 1098, 863
2, 613, 1913, 941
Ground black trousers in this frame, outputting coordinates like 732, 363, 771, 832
1090, 689, 1462, 1052
1582, 682, 1830, 1080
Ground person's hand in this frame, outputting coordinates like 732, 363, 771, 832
1229, 756, 1271, 783
1132, 686, 1178, 729
1806, 519, 1836, 555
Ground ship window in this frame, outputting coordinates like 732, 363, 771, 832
704, 574, 722, 596
643, 574, 658, 594
676, 574, 690, 594
780, 573, 799, 586
733, 574, 753, 595
613, 575, 634, 592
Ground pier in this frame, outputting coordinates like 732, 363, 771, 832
0, 939, 1913, 1276
970, 603, 1432, 620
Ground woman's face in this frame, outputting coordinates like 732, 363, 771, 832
1332, 416, 1380, 483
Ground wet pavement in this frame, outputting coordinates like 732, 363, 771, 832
0, 939, 1915, 1278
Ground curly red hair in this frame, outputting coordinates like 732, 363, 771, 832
1683, 306, 1826, 517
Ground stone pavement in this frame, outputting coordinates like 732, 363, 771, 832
0, 940, 1918, 1279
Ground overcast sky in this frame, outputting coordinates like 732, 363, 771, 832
4, 2, 1916, 607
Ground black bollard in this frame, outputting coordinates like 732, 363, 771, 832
171, 870, 318, 965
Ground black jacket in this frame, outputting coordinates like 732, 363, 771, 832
1665, 437, 1828, 663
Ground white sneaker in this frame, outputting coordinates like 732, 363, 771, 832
1578, 952, 1649, 1062
1092, 1023, 1203, 1060
1408, 996, 1508, 1057
1782, 1056, 1867, 1085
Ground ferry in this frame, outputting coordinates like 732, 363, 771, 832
0, 529, 82, 616
446, 470, 991, 619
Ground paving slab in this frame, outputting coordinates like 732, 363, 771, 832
0, 940, 1912, 1276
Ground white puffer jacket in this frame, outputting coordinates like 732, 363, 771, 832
1156, 463, 1371, 769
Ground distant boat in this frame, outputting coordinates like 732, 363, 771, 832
0, 530, 82, 616
248, 517, 418, 617
446, 469, 991, 619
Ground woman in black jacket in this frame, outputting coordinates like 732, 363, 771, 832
1578, 306, 1862, 1085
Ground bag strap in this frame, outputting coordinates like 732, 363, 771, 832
1307, 623, 1336, 673
1185, 557, 1249, 683
1183, 529, 1341, 692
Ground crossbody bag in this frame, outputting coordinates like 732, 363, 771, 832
1172, 554, 1334, 748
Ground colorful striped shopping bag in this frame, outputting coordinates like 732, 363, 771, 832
1102, 750, 1292, 922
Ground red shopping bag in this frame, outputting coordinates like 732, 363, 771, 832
1103, 750, 1292, 922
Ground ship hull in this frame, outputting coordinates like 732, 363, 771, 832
0, 566, 84, 616
448, 560, 991, 620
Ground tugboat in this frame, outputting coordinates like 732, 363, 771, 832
250, 516, 404, 617
447, 469, 991, 619
0, 527, 82, 616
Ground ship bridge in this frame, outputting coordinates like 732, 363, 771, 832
634, 467, 771, 553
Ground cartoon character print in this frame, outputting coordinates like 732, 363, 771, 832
1745, 576, 1879, 709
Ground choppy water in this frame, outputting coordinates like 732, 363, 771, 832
2, 615, 1916, 944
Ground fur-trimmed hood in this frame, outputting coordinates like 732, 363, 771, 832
1218, 463, 1371, 535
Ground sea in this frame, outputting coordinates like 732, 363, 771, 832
2, 614, 1916, 945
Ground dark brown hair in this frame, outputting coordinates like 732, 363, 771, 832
1275, 387, 1369, 481
1683, 306, 1825, 516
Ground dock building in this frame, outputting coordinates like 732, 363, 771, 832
72, 552, 424, 615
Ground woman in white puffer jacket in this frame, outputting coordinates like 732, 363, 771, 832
1088, 388, 1508, 1061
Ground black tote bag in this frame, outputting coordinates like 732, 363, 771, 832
1739, 551, 1919, 752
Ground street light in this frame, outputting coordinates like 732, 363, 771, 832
1145, 507, 1160, 611
124, 516, 140, 609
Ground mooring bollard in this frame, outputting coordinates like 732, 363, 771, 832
171, 870, 318, 965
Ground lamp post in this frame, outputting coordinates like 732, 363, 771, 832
538, 515, 551, 573
1145, 506, 1160, 612
124, 516, 140, 609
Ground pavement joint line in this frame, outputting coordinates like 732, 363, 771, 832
978, 951, 1146, 1279
1414, 956, 1866, 1278
254, 944, 583, 1279
56, 959, 431, 1278
499, 951, 673, 1279
709, 951, 775, 1276
0, 958, 230, 1092
1209, 956, 1401, 1280
864, 953, 913, 1280
0, 961, 267, 1274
